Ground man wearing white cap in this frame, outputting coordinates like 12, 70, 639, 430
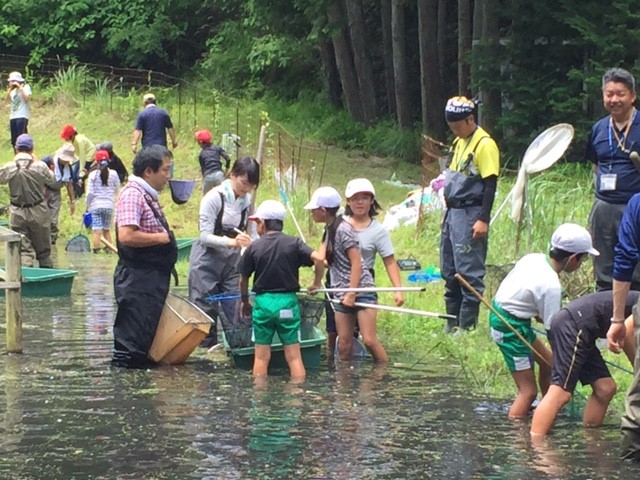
131, 93, 178, 154
238, 199, 324, 380
490, 223, 599, 420
5, 71, 32, 148
441, 96, 500, 331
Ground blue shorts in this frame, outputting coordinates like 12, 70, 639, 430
332, 292, 378, 314
91, 208, 113, 230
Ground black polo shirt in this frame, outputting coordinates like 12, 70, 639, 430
238, 231, 314, 294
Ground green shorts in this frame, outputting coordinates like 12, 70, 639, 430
489, 300, 536, 372
252, 292, 301, 346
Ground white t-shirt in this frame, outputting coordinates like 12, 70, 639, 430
493, 253, 562, 329
10, 84, 31, 119
86, 169, 120, 211
346, 217, 394, 270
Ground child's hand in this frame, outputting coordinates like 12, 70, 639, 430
241, 300, 252, 318
235, 233, 252, 248
307, 283, 321, 295
342, 292, 356, 307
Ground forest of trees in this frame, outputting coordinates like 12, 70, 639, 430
2, 1, 640, 160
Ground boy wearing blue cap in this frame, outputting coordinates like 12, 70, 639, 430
239, 199, 324, 380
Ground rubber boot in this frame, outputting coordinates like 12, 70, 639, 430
445, 302, 460, 333
458, 302, 480, 331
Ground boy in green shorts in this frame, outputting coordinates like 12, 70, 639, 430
490, 223, 599, 419
239, 199, 324, 381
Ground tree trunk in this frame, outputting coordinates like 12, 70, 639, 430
418, 0, 446, 139
480, 0, 501, 133
327, 1, 364, 122
319, 40, 343, 108
392, 0, 411, 128
437, 0, 447, 86
457, 0, 472, 93
380, 0, 396, 117
345, 0, 377, 126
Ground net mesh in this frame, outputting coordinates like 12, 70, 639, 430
65, 234, 91, 253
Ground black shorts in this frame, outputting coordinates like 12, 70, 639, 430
549, 309, 611, 393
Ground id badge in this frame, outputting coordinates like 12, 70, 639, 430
600, 173, 617, 191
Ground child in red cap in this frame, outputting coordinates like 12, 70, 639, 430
195, 129, 231, 194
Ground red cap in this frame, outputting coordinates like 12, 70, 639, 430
60, 124, 77, 141
95, 150, 110, 162
195, 129, 212, 143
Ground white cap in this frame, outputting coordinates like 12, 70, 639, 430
249, 199, 286, 221
345, 178, 376, 199
304, 186, 342, 210
8, 71, 24, 83
551, 223, 599, 256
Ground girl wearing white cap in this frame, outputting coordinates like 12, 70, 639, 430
306, 186, 388, 363
6, 71, 31, 148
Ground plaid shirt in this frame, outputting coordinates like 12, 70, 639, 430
115, 181, 166, 233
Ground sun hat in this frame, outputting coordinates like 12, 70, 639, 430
195, 129, 213, 143
445, 96, 476, 122
15, 134, 34, 151
143, 93, 156, 102
95, 150, 110, 162
304, 186, 342, 210
550, 223, 599, 256
249, 199, 287, 221
60, 124, 77, 141
345, 178, 376, 199
8, 72, 24, 83
55, 143, 77, 164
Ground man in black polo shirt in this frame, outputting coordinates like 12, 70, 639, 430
530, 290, 639, 436
238, 199, 324, 381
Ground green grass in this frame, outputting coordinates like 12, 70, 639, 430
3, 69, 634, 415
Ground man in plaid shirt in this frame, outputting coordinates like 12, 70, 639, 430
112, 146, 177, 368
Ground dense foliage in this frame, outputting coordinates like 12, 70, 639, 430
2, 1, 640, 164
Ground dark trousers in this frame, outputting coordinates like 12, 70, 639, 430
589, 198, 640, 291
10, 118, 28, 147
440, 206, 487, 330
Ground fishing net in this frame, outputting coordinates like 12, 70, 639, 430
65, 233, 91, 253
298, 295, 325, 332
169, 179, 196, 205
421, 134, 450, 183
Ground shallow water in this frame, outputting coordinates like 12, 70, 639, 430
0, 251, 638, 479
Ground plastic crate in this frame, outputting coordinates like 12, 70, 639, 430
176, 238, 196, 262
0, 267, 77, 297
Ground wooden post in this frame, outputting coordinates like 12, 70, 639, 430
6, 237, 22, 353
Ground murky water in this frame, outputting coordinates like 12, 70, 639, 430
1, 251, 639, 479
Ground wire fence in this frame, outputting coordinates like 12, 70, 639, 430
1, 53, 325, 192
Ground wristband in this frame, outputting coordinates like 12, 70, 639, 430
610, 317, 625, 324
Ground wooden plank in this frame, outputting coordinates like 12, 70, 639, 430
6, 239, 22, 353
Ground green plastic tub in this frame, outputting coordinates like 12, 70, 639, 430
176, 238, 196, 262
223, 326, 326, 371
0, 267, 78, 297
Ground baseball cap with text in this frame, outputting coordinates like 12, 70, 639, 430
550, 223, 599, 256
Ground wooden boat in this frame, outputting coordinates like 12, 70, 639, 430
0, 267, 77, 297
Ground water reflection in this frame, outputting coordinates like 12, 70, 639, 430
0, 252, 639, 478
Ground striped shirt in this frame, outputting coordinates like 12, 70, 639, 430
115, 181, 166, 233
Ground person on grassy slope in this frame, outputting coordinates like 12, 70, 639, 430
131, 93, 177, 153
530, 290, 638, 436
96, 141, 128, 183
60, 124, 95, 197
490, 223, 598, 419
239, 200, 324, 380
195, 129, 231, 194
5, 71, 31, 148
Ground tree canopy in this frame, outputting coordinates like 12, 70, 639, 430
2, 0, 640, 162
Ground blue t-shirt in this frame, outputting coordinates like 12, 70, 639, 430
586, 112, 640, 204
134, 105, 173, 147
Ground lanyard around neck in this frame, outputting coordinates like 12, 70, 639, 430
608, 109, 636, 157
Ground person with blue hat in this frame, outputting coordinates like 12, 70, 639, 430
440, 96, 500, 331
0, 134, 56, 267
